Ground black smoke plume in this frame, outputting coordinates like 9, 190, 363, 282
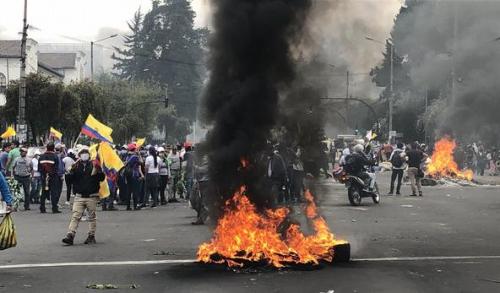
201, 0, 312, 214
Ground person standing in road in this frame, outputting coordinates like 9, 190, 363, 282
0, 172, 13, 214
12, 147, 32, 210
124, 144, 144, 210
63, 150, 76, 205
30, 150, 42, 204
144, 147, 160, 207
157, 147, 170, 205
39, 142, 62, 213
268, 147, 288, 204
0, 143, 12, 176
388, 143, 406, 196
5, 141, 20, 177
168, 147, 181, 202
406, 142, 427, 197
54, 144, 66, 207
183, 145, 195, 200
62, 148, 105, 245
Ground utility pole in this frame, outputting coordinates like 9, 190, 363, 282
18, 0, 28, 143
450, 2, 458, 106
388, 42, 394, 144
345, 70, 349, 130
365, 36, 395, 143
90, 34, 118, 81
90, 41, 94, 81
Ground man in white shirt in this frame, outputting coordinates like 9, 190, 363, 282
144, 147, 160, 207
62, 150, 76, 205
30, 150, 42, 204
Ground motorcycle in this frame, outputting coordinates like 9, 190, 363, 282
334, 167, 380, 206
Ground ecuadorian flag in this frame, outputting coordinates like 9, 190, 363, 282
96, 142, 124, 199
81, 114, 114, 143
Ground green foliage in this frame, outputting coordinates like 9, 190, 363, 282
0, 73, 166, 145
157, 105, 191, 143
112, 0, 208, 121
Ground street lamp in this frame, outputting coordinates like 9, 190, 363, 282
365, 36, 394, 143
91, 34, 119, 80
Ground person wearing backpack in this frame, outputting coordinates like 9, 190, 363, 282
13, 147, 32, 210
388, 143, 406, 196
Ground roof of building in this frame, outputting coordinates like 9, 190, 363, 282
0, 40, 22, 58
38, 52, 77, 69
38, 62, 65, 78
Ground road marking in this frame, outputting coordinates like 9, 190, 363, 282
0, 259, 196, 269
353, 256, 500, 262
2, 256, 500, 269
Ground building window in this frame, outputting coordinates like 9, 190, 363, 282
0, 73, 6, 94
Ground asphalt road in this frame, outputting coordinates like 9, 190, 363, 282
1, 173, 500, 293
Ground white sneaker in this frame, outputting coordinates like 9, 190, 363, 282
81, 216, 87, 222
65, 201, 71, 206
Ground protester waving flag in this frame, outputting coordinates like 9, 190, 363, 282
50, 127, 63, 140
136, 138, 146, 148
81, 114, 114, 143
0, 126, 16, 139
96, 142, 124, 199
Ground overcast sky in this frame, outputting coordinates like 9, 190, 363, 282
0, 0, 210, 43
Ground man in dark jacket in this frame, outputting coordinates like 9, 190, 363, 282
39, 143, 61, 213
344, 144, 375, 189
268, 148, 288, 204
62, 148, 105, 245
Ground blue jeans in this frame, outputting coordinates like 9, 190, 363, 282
30, 176, 42, 203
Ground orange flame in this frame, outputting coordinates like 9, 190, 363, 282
427, 137, 473, 181
197, 187, 346, 268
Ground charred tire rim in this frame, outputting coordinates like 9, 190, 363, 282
348, 188, 362, 206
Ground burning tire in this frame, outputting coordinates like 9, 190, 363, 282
348, 187, 362, 206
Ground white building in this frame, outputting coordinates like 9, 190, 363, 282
0, 39, 86, 105
38, 52, 86, 84
0, 39, 39, 105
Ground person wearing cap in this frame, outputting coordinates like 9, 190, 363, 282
39, 142, 62, 213
30, 149, 42, 204
13, 147, 32, 210
63, 150, 76, 205
62, 148, 105, 245
168, 146, 182, 202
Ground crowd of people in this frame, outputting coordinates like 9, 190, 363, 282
454, 143, 499, 176
0, 140, 197, 212
338, 139, 429, 197
0, 139, 198, 244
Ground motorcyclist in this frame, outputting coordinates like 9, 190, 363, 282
344, 144, 376, 190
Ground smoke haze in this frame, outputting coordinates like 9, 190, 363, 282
202, 0, 312, 212
392, 0, 500, 143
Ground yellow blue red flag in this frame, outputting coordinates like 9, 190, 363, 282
96, 142, 124, 199
50, 127, 63, 140
81, 114, 114, 143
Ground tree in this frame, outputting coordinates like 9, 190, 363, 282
114, 0, 208, 122
112, 8, 150, 81
2, 74, 67, 143
157, 105, 191, 143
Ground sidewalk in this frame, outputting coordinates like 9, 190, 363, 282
474, 175, 500, 186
